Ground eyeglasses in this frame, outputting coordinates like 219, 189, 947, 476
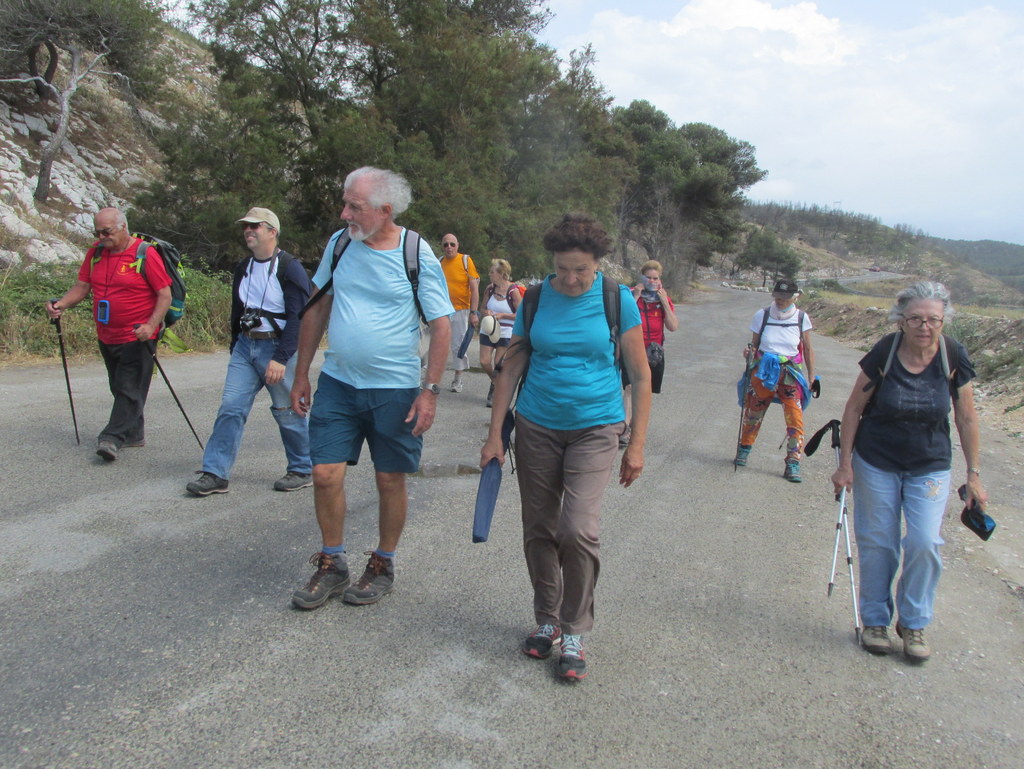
241, 222, 264, 230
92, 225, 123, 238
904, 315, 944, 329
442, 242, 457, 247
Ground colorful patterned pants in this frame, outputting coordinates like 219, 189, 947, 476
740, 372, 804, 460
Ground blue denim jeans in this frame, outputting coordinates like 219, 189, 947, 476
852, 451, 949, 630
202, 335, 311, 479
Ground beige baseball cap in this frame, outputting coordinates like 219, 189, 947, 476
237, 207, 281, 232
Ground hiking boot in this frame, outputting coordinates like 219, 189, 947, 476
96, 440, 118, 462
450, 377, 464, 393
342, 552, 395, 605
784, 459, 802, 483
186, 472, 229, 496
557, 633, 587, 680
486, 382, 495, 408
861, 625, 893, 655
896, 622, 931, 662
273, 472, 313, 492
523, 624, 562, 659
292, 552, 350, 610
733, 445, 751, 467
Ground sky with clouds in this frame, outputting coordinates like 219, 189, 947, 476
539, 0, 1024, 245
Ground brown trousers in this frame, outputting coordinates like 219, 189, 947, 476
514, 415, 622, 634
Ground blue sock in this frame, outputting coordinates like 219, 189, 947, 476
374, 548, 395, 560
323, 545, 346, 556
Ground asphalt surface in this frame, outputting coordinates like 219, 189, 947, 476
1, 286, 1021, 769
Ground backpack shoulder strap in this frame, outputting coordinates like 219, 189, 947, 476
940, 334, 961, 400
299, 231, 351, 319
521, 282, 543, 346
757, 306, 771, 337
403, 229, 426, 324
462, 253, 469, 273
861, 331, 902, 393
602, 275, 622, 364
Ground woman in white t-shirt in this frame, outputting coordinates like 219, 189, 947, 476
734, 278, 815, 482
478, 258, 520, 407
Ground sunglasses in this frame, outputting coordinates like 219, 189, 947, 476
442, 242, 457, 247
93, 225, 122, 238
241, 222, 265, 230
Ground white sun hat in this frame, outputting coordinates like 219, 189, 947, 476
479, 314, 501, 344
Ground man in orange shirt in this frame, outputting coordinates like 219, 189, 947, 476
439, 233, 480, 392
45, 208, 172, 461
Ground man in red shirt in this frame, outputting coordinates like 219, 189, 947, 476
45, 208, 172, 461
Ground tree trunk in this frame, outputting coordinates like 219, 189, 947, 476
32, 46, 104, 204
27, 40, 59, 100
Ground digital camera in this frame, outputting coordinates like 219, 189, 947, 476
239, 309, 262, 332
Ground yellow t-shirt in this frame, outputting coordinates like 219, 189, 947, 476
440, 252, 479, 310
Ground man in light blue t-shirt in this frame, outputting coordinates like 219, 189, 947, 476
289, 167, 454, 611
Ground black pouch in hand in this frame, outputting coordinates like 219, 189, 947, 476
957, 484, 996, 541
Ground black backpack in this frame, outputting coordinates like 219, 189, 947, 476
520, 275, 622, 358
89, 232, 186, 328
862, 331, 961, 401
300, 228, 425, 322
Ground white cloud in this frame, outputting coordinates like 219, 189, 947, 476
550, 2, 1024, 242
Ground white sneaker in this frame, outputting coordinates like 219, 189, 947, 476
450, 378, 464, 393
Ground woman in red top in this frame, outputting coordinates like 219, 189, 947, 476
621, 260, 678, 446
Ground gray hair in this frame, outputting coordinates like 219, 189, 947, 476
344, 167, 412, 217
888, 281, 955, 322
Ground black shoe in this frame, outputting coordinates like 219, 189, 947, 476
96, 441, 118, 461
186, 472, 229, 496
342, 552, 395, 605
292, 552, 350, 609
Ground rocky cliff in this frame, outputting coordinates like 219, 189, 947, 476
0, 31, 214, 268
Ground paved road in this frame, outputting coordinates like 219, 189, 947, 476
1, 286, 1021, 769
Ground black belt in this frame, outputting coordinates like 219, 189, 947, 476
243, 330, 278, 340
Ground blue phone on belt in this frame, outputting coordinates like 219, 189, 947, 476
96, 299, 110, 324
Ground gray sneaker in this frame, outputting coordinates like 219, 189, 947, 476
96, 440, 118, 462
342, 552, 395, 605
861, 625, 892, 655
274, 472, 313, 492
186, 472, 229, 496
292, 552, 350, 609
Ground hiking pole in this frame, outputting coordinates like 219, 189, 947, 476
137, 327, 204, 450
49, 302, 80, 445
735, 346, 753, 472
807, 419, 861, 643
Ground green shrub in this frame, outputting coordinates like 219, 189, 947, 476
0, 260, 232, 362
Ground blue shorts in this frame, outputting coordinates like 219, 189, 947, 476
309, 373, 421, 473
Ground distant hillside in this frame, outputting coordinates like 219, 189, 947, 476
741, 202, 1024, 306
932, 239, 1024, 292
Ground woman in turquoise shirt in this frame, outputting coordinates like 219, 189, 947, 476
481, 214, 652, 682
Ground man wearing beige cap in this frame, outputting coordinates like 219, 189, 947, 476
186, 207, 315, 496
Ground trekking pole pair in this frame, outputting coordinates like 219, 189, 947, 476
805, 418, 861, 644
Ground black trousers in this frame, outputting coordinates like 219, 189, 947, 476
97, 339, 155, 446
620, 356, 665, 394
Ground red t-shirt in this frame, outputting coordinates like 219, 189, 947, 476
77, 238, 172, 344
638, 295, 674, 346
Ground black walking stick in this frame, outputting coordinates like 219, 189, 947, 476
49, 302, 80, 445
136, 326, 204, 450
806, 419, 861, 644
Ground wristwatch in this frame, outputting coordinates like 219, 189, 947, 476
422, 383, 441, 395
